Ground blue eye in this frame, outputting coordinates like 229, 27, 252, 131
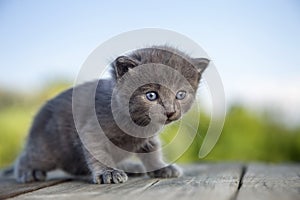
146, 91, 158, 101
176, 91, 186, 100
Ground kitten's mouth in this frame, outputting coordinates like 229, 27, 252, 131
165, 115, 181, 124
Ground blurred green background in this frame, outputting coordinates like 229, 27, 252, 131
0, 81, 299, 168
1, 1, 300, 168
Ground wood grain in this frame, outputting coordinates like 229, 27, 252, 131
236, 163, 300, 200
6, 163, 243, 200
0, 171, 71, 199
2, 163, 299, 200
138, 163, 244, 200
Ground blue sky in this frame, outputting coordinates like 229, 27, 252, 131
0, 0, 300, 122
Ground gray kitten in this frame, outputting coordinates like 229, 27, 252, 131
12, 46, 209, 184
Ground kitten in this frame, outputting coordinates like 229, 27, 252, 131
13, 46, 209, 184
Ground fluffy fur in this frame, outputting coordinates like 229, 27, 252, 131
12, 46, 209, 184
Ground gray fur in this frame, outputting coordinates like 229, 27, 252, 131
13, 46, 209, 184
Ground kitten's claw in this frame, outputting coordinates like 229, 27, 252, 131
16, 169, 46, 183
147, 165, 182, 178
93, 169, 128, 184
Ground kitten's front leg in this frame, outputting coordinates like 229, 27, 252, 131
83, 147, 128, 184
137, 137, 182, 178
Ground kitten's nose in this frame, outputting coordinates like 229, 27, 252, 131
166, 111, 176, 119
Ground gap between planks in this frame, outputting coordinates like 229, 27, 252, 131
231, 164, 247, 200
1, 163, 245, 200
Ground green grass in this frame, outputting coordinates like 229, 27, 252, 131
0, 106, 34, 167
0, 83, 299, 168
184, 106, 300, 163
0, 81, 70, 167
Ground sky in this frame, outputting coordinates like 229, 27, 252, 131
0, 0, 300, 124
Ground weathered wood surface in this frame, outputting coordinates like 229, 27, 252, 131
236, 163, 300, 200
0, 163, 299, 200
0, 171, 71, 199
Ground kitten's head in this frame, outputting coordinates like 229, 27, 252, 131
111, 46, 209, 128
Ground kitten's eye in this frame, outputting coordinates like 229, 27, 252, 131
176, 91, 186, 100
146, 91, 158, 101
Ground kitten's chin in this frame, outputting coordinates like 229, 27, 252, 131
164, 119, 173, 125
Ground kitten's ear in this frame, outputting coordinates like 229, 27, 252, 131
114, 56, 140, 79
193, 58, 210, 74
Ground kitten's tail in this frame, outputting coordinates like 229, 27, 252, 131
0, 166, 14, 177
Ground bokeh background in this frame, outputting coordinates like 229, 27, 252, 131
1, 0, 299, 168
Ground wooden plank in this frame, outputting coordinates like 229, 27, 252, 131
236, 163, 300, 200
139, 163, 243, 200
0, 171, 71, 199
10, 176, 159, 200
9, 163, 243, 200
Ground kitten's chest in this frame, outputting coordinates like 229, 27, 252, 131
110, 135, 148, 152
108, 136, 148, 163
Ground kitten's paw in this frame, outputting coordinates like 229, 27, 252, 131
147, 165, 182, 178
93, 169, 128, 184
16, 169, 47, 183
